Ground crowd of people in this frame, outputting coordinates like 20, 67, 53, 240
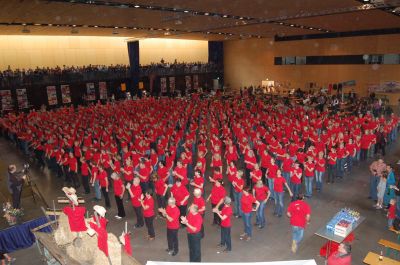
0, 61, 220, 87
1, 92, 399, 264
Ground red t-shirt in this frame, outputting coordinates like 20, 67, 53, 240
267, 164, 278, 179
210, 185, 226, 205
287, 200, 311, 228
282, 158, 293, 172
186, 212, 202, 234
155, 178, 167, 196
63, 206, 87, 232
328, 152, 337, 165
251, 169, 262, 183
315, 158, 326, 172
389, 204, 396, 219
232, 177, 244, 193
130, 185, 142, 207
81, 162, 89, 176
98, 170, 108, 187
138, 166, 151, 183
69, 157, 78, 172
193, 176, 204, 193
220, 205, 233, 228
166, 205, 180, 229
193, 196, 205, 215
171, 185, 189, 206
304, 161, 315, 177
274, 177, 287, 192
254, 185, 269, 201
290, 167, 302, 184
113, 178, 124, 197
143, 197, 155, 218
123, 166, 134, 182
241, 193, 256, 213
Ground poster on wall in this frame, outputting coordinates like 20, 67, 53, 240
193, 75, 199, 90
60, 85, 71, 104
0, 90, 13, 111
169, 77, 175, 93
160, 77, 167, 93
99, 82, 107, 100
47, 86, 58, 105
16, 88, 29, 109
380, 81, 400, 93
86, 83, 96, 101
185, 76, 192, 90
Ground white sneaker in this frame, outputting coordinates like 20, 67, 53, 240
115, 215, 122, 219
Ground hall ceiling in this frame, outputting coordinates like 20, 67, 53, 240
0, 0, 399, 40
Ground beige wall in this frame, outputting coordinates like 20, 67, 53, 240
0, 36, 208, 70
224, 35, 400, 96
0, 35, 129, 70
139, 38, 208, 65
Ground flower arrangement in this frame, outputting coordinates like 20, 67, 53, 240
3, 202, 24, 225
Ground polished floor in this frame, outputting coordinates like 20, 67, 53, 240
1, 137, 400, 265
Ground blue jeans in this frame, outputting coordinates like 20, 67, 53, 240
94, 180, 102, 200
388, 218, 394, 228
292, 226, 304, 246
256, 200, 266, 227
267, 179, 275, 200
282, 171, 290, 184
274, 192, 284, 216
337, 159, 344, 177
233, 191, 243, 217
369, 175, 379, 201
346, 156, 353, 172
315, 171, 324, 191
243, 212, 252, 237
305, 177, 314, 197
290, 183, 301, 201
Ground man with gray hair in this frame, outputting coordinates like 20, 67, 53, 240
181, 204, 203, 262
192, 188, 205, 238
213, 196, 233, 252
159, 197, 180, 256
369, 158, 386, 201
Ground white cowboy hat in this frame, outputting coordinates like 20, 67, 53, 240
69, 194, 79, 206
62, 187, 76, 196
93, 205, 107, 217
62, 187, 78, 204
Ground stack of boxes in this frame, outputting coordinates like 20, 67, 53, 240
326, 208, 360, 237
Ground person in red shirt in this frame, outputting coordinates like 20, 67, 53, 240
244, 150, 257, 187
266, 158, 278, 200
193, 188, 206, 238
240, 187, 260, 241
207, 180, 226, 225
173, 160, 189, 187
274, 170, 293, 217
190, 170, 204, 197
89, 161, 101, 201
327, 147, 337, 184
327, 242, 352, 265
126, 177, 144, 228
315, 151, 326, 193
250, 164, 262, 189
80, 157, 90, 194
181, 204, 203, 262
287, 194, 311, 253
153, 173, 168, 210
121, 159, 134, 183
387, 198, 396, 228
213, 196, 233, 252
97, 166, 110, 208
111, 172, 125, 219
170, 179, 190, 223
232, 170, 245, 218
281, 153, 293, 184
140, 189, 155, 240
159, 197, 180, 256
304, 156, 315, 198
68, 152, 79, 189
136, 160, 152, 193
290, 162, 302, 201
252, 180, 271, 228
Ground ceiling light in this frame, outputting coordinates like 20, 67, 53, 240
123, 26, 127, 29
34, 23, 41, 26
164, 32, 171, 35
239, 17, 243, 19
94, 25, 98, 27
22, 23, 26, 26
204, 12, 209, 15
309, 27, 313, 29
223, 15, 228, 18
133, 27, 137, 29
114, 26, 118, 28
290, 24, 294, 27
184, 10, 189, 13
279, 22, 284, 25
48, 24, 53, 26
134, 5, 140, 8
72, 24, 76, 27
206, 32, 210, 34
218, 32, 222, 34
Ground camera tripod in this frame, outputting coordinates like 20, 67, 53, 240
25, 174, 49, 209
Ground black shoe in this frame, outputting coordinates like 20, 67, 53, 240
223, 248, 231, 252
134, 224, 143, 228
171, 251, 178, 256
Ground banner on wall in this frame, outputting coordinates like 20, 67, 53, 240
193, 75, 199, 90
47, 86, 58, 105
0, 90, 13, 111
86, 83, 96, 101
99, 82, 107, 100
169, 77, 175, 93
185, 76, 192, 90
16, 88, 29, 109
60, 85, 71, 104
160, 77, 167, 93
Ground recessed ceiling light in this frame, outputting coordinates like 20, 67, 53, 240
114, 26, 118, 28
279, 22, 284, 25
184, 10, 189, 13
206, 31, 210, 34
72, 24, 76, 27
123, 26, 127, 29
223, 15, 228, 18
239, 17, 243, 19
218, 32, 222, 34
134, 5, 140, 8
22, 23, 26, 26
309, 27, 313, 29
204, 12, 209, 15
34, 23, 41, 26
94, 25, 98, 27
133, 27, 137, 29
290, 24, 294, 27
48, 24, 53, 26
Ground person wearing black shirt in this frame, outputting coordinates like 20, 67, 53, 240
7, 165, 26, 209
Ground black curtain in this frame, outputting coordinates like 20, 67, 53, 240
127, 41, 140, 96
208, 41, 224, 86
